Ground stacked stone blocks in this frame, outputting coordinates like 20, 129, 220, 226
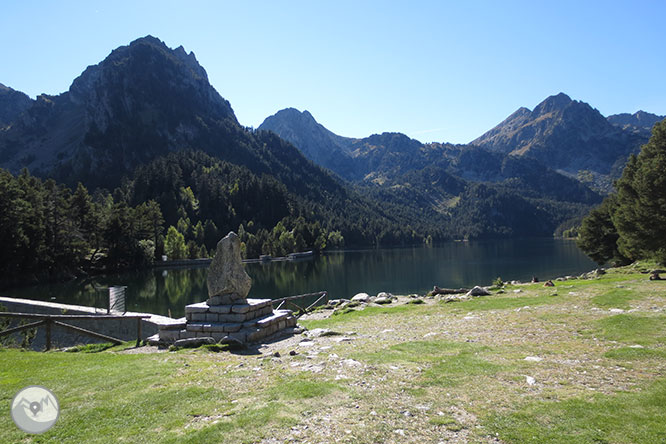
156, 232, 297, 345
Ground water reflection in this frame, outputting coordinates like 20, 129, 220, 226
4, 239, 596, 318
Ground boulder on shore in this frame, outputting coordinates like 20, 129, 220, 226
351, 293, 370, 303
466, 286, 491, 297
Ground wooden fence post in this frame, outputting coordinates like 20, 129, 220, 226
45, 319, 51, 351
136, 318, 142, 347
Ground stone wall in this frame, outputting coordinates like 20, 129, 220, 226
0, 297, 174, 350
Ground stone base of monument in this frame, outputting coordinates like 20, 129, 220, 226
149, 298, 297, 346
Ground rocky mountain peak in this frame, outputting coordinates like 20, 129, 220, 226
532, 92, 573, 115
471, 93, 645, 181
259, 107, 356, 171
0, 35, 242, 186
67, 34, 234, 134
0, 83, 33, 128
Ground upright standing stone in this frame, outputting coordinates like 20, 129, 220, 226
152, 231, 298, 345
207, 232, 252, 304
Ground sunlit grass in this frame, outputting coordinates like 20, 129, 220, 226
486, 378, 666, 444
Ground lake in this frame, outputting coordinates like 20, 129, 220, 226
3, 238, 597, 318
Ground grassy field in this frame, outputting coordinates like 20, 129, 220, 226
1, 264, 665, 443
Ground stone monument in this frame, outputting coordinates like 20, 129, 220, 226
154, 232, 297, 345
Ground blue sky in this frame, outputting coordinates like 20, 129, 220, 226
1, 1, 664, 144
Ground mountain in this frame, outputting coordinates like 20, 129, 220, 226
258, 108, 357, 176
0, 36, 273, 188
471, 93, 646, 181
0, 83, 33, 128
0, 36, 456, 248
259, 105, 603, 239
259, 106, 599, 202
607, 110, 665, 136
1, 36, 340, 193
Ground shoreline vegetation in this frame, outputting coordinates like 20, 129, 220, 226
2, 260, 665, 443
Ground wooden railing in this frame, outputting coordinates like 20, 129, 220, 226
272, 291, 328, 315
0, 312, 150, 351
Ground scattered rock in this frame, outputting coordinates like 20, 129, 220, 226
629, 344, 644, 349
351, 293, 370, 303
334, 337, 354, 343
173, 337, 217, 348
374, 296, 392, 304
273, 351, 281, 358
407, 298, 425, 304
305, 328, 340, 338
525, 376, 536, 385
466, 286, 491, 297
341, 359, 362, 367
524, 356, 543, 362
610, 308, 625, 314
443, 295, 467, 303
649, 270, 664, 280
289, 350, 298, 356
513, 289, 523, 293
219, 336, 245, 349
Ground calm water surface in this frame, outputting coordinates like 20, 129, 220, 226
4, 238, 597, 318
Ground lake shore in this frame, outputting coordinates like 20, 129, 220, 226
2, 261, 665, 443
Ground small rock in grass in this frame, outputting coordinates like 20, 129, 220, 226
305, 328, 340, 338
524, 356, 543, 362
525, 376, 536, 385
341, 359, 362, 367
629, 344, 644, 349
374, 296, 392, 304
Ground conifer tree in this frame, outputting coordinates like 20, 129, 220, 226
612, 120, 666, 264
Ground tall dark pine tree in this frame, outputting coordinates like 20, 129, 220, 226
612, 119, 666, 264
577, 195, 628, 265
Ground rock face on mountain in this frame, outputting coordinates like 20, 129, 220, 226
607, 111, 665, 136
0, 36, 243, 186
471, 93, 646, 177
0, 83, 33, 128
259, 108, 356, 174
